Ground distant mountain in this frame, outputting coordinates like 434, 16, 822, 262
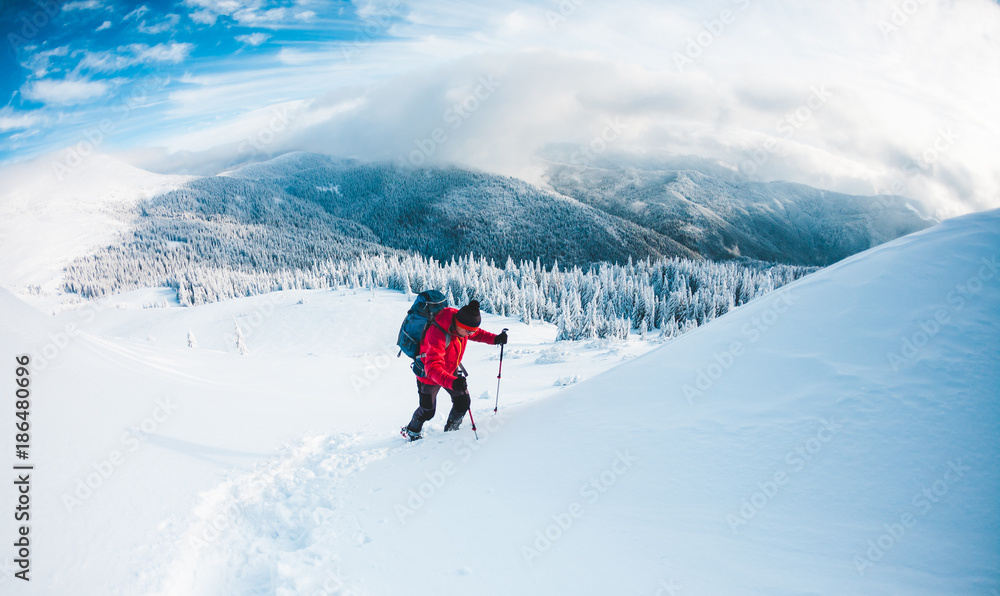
59, 151, 939, 300
221, 151, 932, 268
228, 152, 697, 265
542, 161, 936, 266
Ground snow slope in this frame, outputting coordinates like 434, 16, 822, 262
0, 153, 192, 294
0, 286, 655, 593
149, 209, 999, 595
1, 209, 997, 595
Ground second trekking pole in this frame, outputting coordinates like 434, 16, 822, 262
494, 327, 508, 414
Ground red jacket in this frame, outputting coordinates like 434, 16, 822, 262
418, 307, 496, 390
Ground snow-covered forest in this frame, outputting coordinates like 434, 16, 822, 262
66, 248, 813, 341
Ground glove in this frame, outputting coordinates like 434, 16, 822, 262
452, 376, 468, 392
493, 331, 508, 345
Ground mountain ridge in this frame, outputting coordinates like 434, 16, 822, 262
224, 151, 934, 267
542, 160, 936, 265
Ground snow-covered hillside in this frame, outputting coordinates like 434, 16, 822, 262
0, 153, 193, 294
1, 209, 997, 595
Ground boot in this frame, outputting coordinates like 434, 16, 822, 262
443, 413, 464, 432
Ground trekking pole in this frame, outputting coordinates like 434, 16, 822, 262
467, 408, 478, 440
493, 328, 509, 415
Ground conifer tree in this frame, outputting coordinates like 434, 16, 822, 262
234, 319, 249, 355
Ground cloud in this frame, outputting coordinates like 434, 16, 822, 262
62, 0, 107, 10
21, 77, 109, 105
96, 21, 112, 31
275, 47, 312, 64
234, 6, 289, 25
182, 0, 292, 27
133, 43, 194, 63
138, 13, 181, 34
236, 32, 271, 46
78, 43, 195, 73
125, 5, 150, 20
270, 51, 670, 176
231, 0, 995, 219
0, 108, 43, 132
23, 46, 70, 78
189, 10, 218, 25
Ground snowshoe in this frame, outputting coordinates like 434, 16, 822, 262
401, 426, 422, 442
443, 417, 463, 432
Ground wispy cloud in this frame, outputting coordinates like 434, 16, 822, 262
23, 46, 70, 78
78, 43, 195, 73
234, 6, 290, 26
236, 33, 271, 46
0, 108, 44, 132
189, 10, 219, 26
134, 43, 194, 64
125, 5, 150, 20
137, 13, 181, 35
63, 0, 107, 10
182, 0, 294, 27
21, 77, 110, 105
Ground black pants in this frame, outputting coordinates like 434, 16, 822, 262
406, 380, 471, 433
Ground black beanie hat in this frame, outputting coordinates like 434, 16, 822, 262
455, 300, 482, 330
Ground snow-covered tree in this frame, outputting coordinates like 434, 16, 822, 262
234, 319, 249, 355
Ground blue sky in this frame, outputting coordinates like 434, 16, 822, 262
2, 0, 999, 218
1, 0, 393, 156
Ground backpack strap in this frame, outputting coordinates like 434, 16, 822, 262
433, 320, 451, 350
436, 319, 466, 377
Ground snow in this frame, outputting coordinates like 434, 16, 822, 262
1, 209, 998, 594
0, 153, 193, 295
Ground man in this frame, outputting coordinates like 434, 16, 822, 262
402, 299, 508, 441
